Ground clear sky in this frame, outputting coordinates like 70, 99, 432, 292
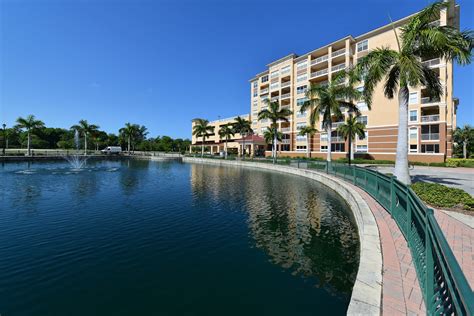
1, 0, 473, 138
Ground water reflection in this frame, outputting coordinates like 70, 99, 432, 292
189, 163, 359, 296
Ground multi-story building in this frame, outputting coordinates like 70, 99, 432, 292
248, 1, 460, 163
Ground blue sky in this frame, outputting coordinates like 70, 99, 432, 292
1, 0, 473, 139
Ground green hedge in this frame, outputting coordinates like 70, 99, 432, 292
411, 182, 474, 211
446, 158, 474, 168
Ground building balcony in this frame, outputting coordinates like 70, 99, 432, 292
311, 55, 328, 65
281, 93, 291, 100
331, 136, 344, 142
282, 139, 291, 144
422, 58, 441, 68
421, 114, 440, 123
310, 68, 328, 78
281, 68, 291, 76
331, 63, 346, 73
281, 127, 291, 133
271, 96, 279, 102
331, 48, 346, 58
270, 83, 279, 91
421, 97, 440, 104
260, 88, 269, 94
421, 133, 440, 141
281, 81, 291, 88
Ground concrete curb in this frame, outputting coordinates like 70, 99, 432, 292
183, 157, 382, 315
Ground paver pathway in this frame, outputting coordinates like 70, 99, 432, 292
352, 186, 426, 315
434, 209, 474, 289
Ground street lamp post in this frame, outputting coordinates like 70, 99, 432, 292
2, 124, 6, 156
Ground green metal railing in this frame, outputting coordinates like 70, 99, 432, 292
187, 155, 473, 314
322, 161, 473, 315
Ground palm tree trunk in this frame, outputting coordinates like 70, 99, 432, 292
128, 136, 131, 153
224, 139, 228, 159
273, 133, 277, 164
84, 133, 87, 155
27, 131, 31, 156
327, 125, 332, 162
348, 136, 352, 165
201, 136, 205, 157
463, 141, 467, 159
394, 86, 411, 184
350, 140, 355, 161
307, 134, 310, 158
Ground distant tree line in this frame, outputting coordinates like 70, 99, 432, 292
1, 115, 191, 153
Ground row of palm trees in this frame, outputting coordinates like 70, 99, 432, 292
194, 1, 472, 184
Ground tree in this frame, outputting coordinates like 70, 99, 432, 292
71, 120, 100, 155
298, 125, 318, 158
232, 116, 253, 158
192, 119, 214, 157
337, 115, 366, 165
218, 124, 235, 159
15, 115, 45, 156
263, 127, 283, 156
119, 123, 138, 153
453, 125, 473, 158
301, 72, 361, 163
352, 1, 473, 183
258, 100, 293, 163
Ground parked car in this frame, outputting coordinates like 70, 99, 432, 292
101, 146, 122, 155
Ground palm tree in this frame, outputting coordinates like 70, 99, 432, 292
301, 72, 361, 163
352, 1, 473, 183
258, 100, 293, 163
192, 119, 214, 157
337, 115, 366, 165
298, 125, 318, 158
263, 127, 283, 156
218, 124, 235, 159
453, 125, 473, 158
71, 120, 99, 155
119, 123, 140, 153
15, 115, 45, 156
232, 116, 253, 158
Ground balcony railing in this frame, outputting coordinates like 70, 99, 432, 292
421, 133, 440, 141
281, 127, 291, 133
281, 68, 291, 75
330, 121, 345, 129
297, 63, 308, 70
331, 63, 346, 72
260, 88, 269, 94
310, 68, 328, 78
311, 55, 328, 65
421, 97, 440, 104
281, 81, 291, 88
331, 136, 344, 142
421, 114, 440, 123
270, 83, 279, 90
282, 139, 291, 144
422, 58, 441, 68
281, 93, 291, 99
331, 48, 346, 58
271, 96, 279, 102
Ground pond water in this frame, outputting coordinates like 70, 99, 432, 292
0, 159, 359, 315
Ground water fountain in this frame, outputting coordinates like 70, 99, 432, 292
63, 130, 88, 169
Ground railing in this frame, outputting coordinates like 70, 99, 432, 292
310, 68, 328, 78
270, 83, 279, 90
421, 133, 440, 141
281, 139, 290, 144
297, 62, 308, 70
331, 48, 346, 58
281, 93, 291, 99
331, 136, 344, 142
421, 97, 440, 104
260, 88, 269, 94
331, 63, 346, 72
281, 68, 291, 75
311, 55, 328, 65
421, 114, 440, 123
270, 96, 279, 102
422, 58, 441, 68
281, 127, 291, 133
281, 81, 291, 88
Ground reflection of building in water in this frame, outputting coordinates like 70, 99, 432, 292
189, 164, 359, 295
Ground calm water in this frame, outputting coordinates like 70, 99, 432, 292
0, 159, 359, 315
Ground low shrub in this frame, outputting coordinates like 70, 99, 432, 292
411, 182, 474, 210
446, 158, 474, 168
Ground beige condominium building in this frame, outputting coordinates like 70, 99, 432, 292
248, 0, 460, 163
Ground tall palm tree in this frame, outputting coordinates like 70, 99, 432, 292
337, 115, 366, 165
352, 1, 473, 183
453, 125, 473, 158
232, 116, 252, 158
301, 72, 361, 163
258, 100, 293, 163
218, 123, 235, 159
15, 115, 45, 156
119, 123, 140, 153
263, 127, 283, 156
298, 125, 318, 158
192, 119, 214, 157
71, 120, 99, 155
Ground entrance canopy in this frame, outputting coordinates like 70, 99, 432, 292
235, 135, 266, 145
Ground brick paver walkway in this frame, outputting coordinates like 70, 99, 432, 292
353, 186, 426, 315
434, 210, 474, 289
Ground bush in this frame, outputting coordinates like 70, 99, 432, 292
411, 182, 474, 210
446, 158, 474, 168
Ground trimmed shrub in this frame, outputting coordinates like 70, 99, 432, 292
411, 182, 474, 210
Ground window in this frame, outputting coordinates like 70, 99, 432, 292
297, 111, 307, 118
357, 101, 368, 111
356, 145, 368, 152
421, 144, 439, 153
409, 128, 418, 140
281, 65, 291, 74
297, 74, 307, 82
297, 97, 308, 107
320, 133, 328, 141
297, 61, 307, 70
410, 144, 418, 153
357, 40, 368, 52
253, 101, 258, 107
271, 70, 279, 78
357, 115, 368, 125
331, 143, 345, 152
320, 145, 328, 152
253, 92, 258, 97
409, 92, 418, 105
359, 131, 368, 140
297, 85, 307, 94
252, 119, 257, 125
270, 82, 279, 90
261, 75, 269, 83
296, 122, 306, 130
296, 135, 307, 141
252, 81, 258, 88
296, 145, 307, 151
410, 110, 418, 122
